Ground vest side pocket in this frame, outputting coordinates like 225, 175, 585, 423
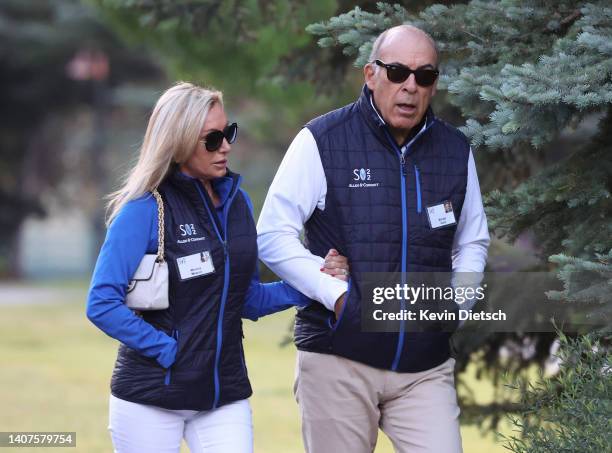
239, 326, 247, 376
164, 329, 179, 385
414, 165, 422, 213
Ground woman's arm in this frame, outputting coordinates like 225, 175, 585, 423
242, 249, 350, 321
86, 195, 177, 368
241, 264, 310, 321
240, 189, 349, 321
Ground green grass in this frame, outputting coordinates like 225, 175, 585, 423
0, 284, 510, 452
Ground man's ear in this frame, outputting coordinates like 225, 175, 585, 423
364, 63, 376, 90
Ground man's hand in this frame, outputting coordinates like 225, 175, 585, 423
334, 292, 346, 320
320, 248, 350, 282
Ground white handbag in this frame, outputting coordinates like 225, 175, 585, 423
125, 189, 169, 310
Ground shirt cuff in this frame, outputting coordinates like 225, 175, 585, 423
156, 339, 178, 369
317, 274, 349, 311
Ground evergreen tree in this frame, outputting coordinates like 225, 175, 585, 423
89, 0, 352, 146
503, 329, 611, 453
307, 0, 611, 429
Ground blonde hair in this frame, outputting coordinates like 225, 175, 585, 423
106, 82, 223, 225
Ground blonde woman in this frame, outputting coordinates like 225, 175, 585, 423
86, 82, 348, 453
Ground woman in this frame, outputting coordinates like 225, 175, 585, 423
86, 82, 348, 453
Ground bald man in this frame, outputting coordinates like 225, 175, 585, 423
258, 25, 489, 452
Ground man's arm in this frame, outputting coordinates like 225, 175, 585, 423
452, 150, 490, 272
257, 128, 348, 312
452, 149, 490, 314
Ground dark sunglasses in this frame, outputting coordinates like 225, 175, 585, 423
374, 60, 439, 87
200, 122, 238, 152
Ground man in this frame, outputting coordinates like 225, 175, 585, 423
257, 25, 489, 453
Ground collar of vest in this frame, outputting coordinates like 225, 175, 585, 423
165, 166, 242, 204
356, 84, 437, 149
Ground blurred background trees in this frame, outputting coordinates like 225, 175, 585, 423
0, 0, 162, 276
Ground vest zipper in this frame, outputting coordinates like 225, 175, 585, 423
394, 152, 408, 371
383, 121, 433, 371
414, 165, 422, 214
194, 178, 242, 409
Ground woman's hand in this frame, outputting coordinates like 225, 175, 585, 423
321, 249, 350, 282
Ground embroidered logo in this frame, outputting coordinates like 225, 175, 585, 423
179, 223, 197, 236
177, 223, 206, 244
349, 168, 380, 188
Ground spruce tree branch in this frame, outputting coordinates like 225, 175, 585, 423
461, 401, 525, 415
544, 9, 582, 35
559, 10, 582, 29
459, 25, 486, 44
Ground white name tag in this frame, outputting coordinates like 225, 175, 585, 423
426, 201, 457, 229
176, 251, 215, 280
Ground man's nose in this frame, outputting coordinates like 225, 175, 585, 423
402, 73, 418, 93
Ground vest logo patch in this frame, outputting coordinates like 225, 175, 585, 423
349, 168, 380, 188
179, 223, 197, 236
177, 223, 207, 244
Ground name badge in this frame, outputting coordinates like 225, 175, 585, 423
426, 200, 457, 229
176, 251, 215, 281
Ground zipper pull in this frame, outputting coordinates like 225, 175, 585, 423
400, 153, 407, 176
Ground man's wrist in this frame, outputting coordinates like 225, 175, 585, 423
319, 275, 348, 311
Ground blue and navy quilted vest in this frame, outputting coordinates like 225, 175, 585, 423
294, 86, 470, 372
111, 169, 258, 410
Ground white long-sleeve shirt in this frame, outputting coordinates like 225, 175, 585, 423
257, 127, 490, 311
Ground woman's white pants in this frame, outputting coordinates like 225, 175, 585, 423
108, 395, 253, 453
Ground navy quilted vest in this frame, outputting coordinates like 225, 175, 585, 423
111, 169, 257, 410
294, 86, 470, 372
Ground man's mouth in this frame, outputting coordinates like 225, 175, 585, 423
396, 103, 417, 115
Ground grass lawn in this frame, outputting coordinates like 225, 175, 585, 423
0, 283, 511, 452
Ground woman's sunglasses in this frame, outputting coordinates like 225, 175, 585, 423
374, 60, 439, 87
200, 122, 238, 152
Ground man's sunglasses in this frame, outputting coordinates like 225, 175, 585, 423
374, 60, 439, 87
200, 122, 238, 152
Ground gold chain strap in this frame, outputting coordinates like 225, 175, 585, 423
151, 189, 165, 262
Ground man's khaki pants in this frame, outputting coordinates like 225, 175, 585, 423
294, 351, 463, 453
